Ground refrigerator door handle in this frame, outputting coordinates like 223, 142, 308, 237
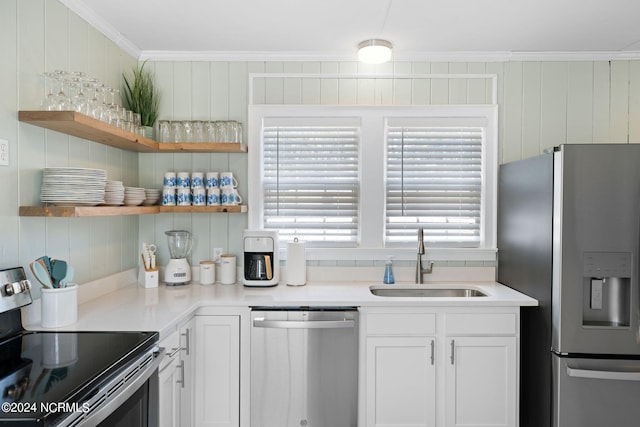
567, 366, 640, 381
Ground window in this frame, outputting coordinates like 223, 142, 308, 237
248, 105, 497, 261
385, 124, 483, 247
262, 121, 360, 246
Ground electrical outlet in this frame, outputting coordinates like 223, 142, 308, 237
0, 139, 8, 166
213, 247, 223, 262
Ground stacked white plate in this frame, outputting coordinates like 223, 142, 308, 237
142, 188, 162, 206
124, 187, 146, 206
40, 167, 106, 206
104, 180, 125, 206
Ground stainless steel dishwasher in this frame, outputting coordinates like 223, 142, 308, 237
250, 307, 358, 427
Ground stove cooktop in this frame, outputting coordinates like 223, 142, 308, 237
0, 330, 157, 424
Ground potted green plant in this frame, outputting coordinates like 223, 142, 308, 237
122, 61, 160, 139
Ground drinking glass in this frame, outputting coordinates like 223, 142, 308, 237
171, 121, 185, 142
41, 72, 56, 110
192, 121, 205, 142
158, 120, 171, 142
182, 120, 193, 142
52, 70, 71, 111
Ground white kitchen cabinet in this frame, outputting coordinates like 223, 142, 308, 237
159, 330, 184, 427
444, 312, 517, 427
194, 315, 240, 427
362, 308, 519, 427
445, 336, 516, 427
180, 317, 196, 427
159, 317, 196, 427
366, 336, 436, 427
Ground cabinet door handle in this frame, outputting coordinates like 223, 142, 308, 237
176, 359, 185, 388
430, 340, 435, 365
182, 328, 191, 356
450, 340, 455, 365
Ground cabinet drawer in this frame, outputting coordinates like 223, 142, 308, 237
159, 330, 181, 371
445, 313, 517, 335
367, 313, 436, 335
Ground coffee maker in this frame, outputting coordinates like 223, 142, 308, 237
243, 230, 279, 287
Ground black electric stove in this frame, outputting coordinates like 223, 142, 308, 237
0, 267, 160, 426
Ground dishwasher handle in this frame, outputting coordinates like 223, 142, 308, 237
253, 317, 355, 329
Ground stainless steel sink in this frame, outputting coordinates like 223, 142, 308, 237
369, 285, 488, 298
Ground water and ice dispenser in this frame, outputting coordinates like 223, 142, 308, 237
583, 252, 631, 327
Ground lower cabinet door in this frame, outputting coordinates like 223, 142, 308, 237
194, 316, 240, 427
366, 336, 437, 427
445, 336, 516, 427
159, 356, 182, 427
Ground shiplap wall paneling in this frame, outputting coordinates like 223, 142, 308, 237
630, 61, 640, 142
502, 62, 524, 163
9, 0, 139, 285
610, 61, 629, 143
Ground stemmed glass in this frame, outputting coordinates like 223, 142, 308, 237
41, 72, 56, 110
52, 70, 71, 111
70, 72, 92, 115
88, 82, 106, 120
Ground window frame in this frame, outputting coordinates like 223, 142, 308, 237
248, 104, 498, 262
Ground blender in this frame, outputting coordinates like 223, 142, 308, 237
164, 230, 193, 285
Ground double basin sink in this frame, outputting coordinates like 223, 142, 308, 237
369, 285, 488, 298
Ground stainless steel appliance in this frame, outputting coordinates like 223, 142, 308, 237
0, 266, 162, 426
243, 230, 279, 287
497, 144, 640, 427
250, 307, 358, 427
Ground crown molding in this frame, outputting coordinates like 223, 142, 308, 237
140, 49, 640, 63
58, 0, 141, 59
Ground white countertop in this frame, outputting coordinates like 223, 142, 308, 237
26, 278, 537, 339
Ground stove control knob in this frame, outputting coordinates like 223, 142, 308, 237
19, 280, 31, 292
4, 283, 15, 296
3, 280, 31, 296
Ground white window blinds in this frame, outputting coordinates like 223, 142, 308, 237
262, 124, 360, 246
385, 126, 483, 247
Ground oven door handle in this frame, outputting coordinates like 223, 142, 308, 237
61, 346, 165, 427
566, 366, 640, 381
253, 318, 355, 329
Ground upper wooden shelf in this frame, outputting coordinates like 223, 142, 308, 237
19, 205, 247, 217
18, 111, 247, 153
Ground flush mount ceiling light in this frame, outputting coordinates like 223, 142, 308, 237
357, 39, 393, 64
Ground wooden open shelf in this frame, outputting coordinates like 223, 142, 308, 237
18, 111, 247, 153
19, 205, 247, 217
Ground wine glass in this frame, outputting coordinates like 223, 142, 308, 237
52, 70, 71, 110
41, 72, 56, 110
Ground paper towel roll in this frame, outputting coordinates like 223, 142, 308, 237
287, 240, 306, 286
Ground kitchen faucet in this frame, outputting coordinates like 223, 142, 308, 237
416, 227, 433, 284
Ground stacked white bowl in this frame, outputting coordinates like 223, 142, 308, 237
142, 188, 162, 206
123, 187, 146, 206
104, 180, 125, 206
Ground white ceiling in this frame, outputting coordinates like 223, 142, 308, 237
62, 0, 640, 61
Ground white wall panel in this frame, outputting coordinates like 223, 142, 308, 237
521, 62, 542, 159
540, 62, 568, 152
1, 0, 140, 285
566, 62, 594, 143
502, 62, 524, 163
610, 61, 630, 143
630, 61, 640, 142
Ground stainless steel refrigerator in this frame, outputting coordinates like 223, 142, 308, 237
497, 144, 640, 427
